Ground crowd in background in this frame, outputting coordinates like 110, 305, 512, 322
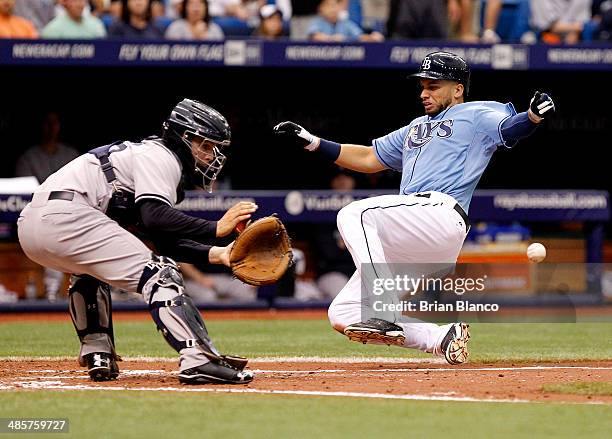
0, 0, 611, 43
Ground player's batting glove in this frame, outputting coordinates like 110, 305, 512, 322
528, 91, 555, 123
273, 121, 321, 151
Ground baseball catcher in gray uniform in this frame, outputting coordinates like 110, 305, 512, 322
17, 99, 256, 384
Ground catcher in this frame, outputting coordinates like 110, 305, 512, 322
18, 98, 289, 384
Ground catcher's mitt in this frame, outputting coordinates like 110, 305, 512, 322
229, 216, 292, 286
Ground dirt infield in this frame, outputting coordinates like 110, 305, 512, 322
2, 359, 611, 404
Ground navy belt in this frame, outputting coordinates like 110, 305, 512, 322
48, 191, 74, 201
415, 193, 470, 232
453, 203, 470, 233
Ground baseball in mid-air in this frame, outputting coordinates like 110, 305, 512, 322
527, 243, 547, 263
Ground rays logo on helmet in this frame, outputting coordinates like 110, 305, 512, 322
422, 57, 431, 70
405, 120, 454, 149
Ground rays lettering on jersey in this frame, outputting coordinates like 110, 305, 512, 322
404, 119, 454, 149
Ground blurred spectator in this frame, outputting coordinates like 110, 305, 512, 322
110, 0, 123, 17
481, 0, 535, 43
308, 0, 384, 42
448, 0, 479, 42
100, 0, 123, 27
208, 1, 290, 35
15, 112, 79, 183
108, 0, 164, 38
209, 0, 257, 22
42, 0, 107, 38
252, 4, 284, 38
361, 0, 389, 34
0, 284, 18, 303
592, 0, 612, 40
89, 0, 107, 16
291, 248, 323, 301
181, 263, 257, 302
151, 0, 175, 29
387, 0, 448, 39
289, 0, 320, 39
13, 0, 55, 32
313, 172, 357, 299
15, 112, 79, 184
15, 112, 79, 301
166, 0, 184, 18
151, 0, 165, 18
165, 0, 224, 39
530, 0, 592, 44
0, 0, 38, 38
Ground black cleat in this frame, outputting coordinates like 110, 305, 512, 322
178, 361, 254, 385
84, 352, 119, 382
440, 323, 470, 365
344, 318, 406, 346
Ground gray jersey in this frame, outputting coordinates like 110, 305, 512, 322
37, 138, 182, 212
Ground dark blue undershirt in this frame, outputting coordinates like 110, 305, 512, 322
500, 111, 539, 147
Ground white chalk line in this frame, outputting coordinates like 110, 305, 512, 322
3, 380, 533, 404
4, 381, 610, 405
0, 366, 612, 404
20, 366, 612, 375
0, 356, 445, 364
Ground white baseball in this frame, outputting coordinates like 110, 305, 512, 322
527, 243, 546, 263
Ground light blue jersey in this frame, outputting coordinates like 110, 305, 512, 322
373, 101, 516, 212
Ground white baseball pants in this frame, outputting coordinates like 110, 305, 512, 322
328, 191, 468, 354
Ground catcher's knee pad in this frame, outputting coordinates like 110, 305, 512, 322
68, 275, 118, 362
138, 255, 220, 356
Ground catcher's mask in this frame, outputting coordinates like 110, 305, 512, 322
182, 130, 228, 192
163, 99, 231, 192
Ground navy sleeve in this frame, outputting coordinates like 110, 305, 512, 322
138, 199, 217, 242
500, 112, 539, 148
153, 237, 212, 265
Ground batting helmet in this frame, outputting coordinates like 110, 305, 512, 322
162, 99, 231, 192
409, 52, 471, 96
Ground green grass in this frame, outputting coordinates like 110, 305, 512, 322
543, 382, 612, 397
1, 320, 612, 362
2, 391, 612, 439
2, 318, 612, 438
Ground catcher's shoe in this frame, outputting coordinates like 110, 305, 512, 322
344, 318, 406, 346
85, 352, 119, 382
179, 361, 254, 385
440, 323, 471, 365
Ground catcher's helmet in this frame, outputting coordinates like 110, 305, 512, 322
162, 99, 231, 192
409, 52, 471, 96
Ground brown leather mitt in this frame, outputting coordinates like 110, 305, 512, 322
229, 216, 292, 286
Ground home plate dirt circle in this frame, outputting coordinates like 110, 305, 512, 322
2, 359, 612, 404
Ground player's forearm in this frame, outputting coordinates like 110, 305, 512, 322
500, 112, 538, 146
273, 121, 385, 173
152, 237, 214, 265
335, 144, 387, 173
139, 199, 217, 242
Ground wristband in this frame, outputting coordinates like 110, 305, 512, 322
318, 138, 341, 162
